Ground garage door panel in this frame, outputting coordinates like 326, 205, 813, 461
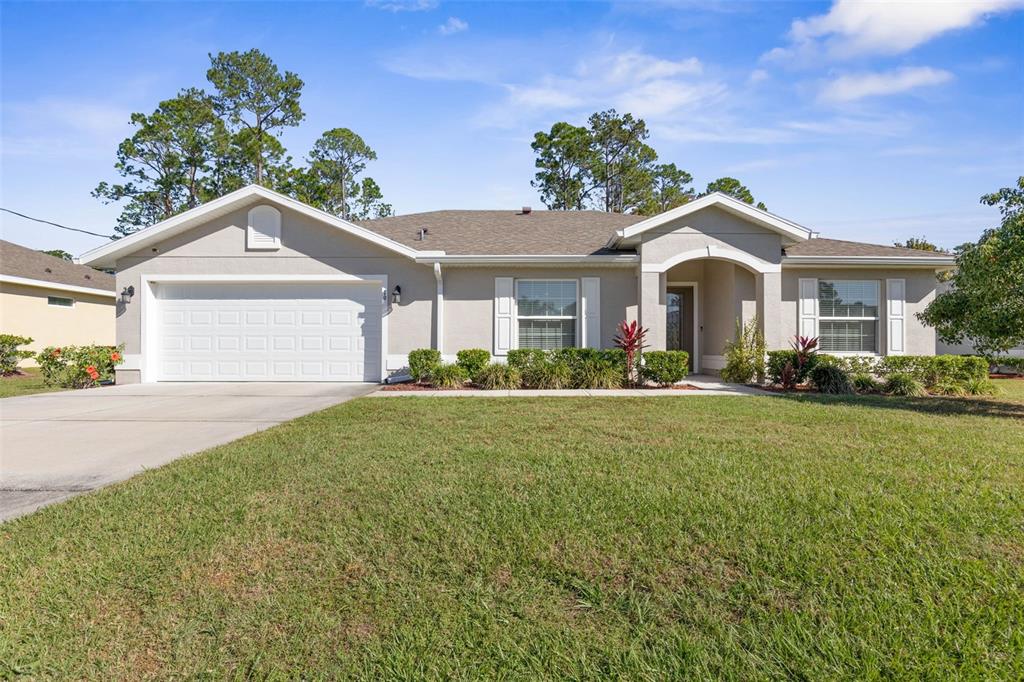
156, 282, 382, 382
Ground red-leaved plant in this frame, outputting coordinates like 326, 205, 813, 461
791, 335, 819, 375
614, 320, 648, 387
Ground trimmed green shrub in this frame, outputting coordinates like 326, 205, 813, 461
0, 334, 34, 375
884, 372, 926, 397
576, 358, 624, 389
455, 349, 490, 381
767, 350, 819, 385
851, 373, 881, 393
475, 363, 522, 390
36, 344, 124, 388
639, 351, 689, 387
964, 377, 998, 396
721, 317, 766, 384
522, 360, 573, 389
408, 348, 441, 382
809, 364, 854, 394
992, 356, 1024, 375
507, 348, 546, 372
842, 355, 879, 375
877, 355, 987, 387
430, 363, 469, 389
931, 378, 968, 396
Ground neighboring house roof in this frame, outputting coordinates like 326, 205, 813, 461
354, 210, 645, 255
783, 238, 955, 266
0, 239, 115, 296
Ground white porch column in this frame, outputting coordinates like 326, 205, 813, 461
639, 270, 666, 350
433, 262, 444, 354
757, 271, 783, 350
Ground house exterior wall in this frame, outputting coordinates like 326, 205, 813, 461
441, 266, 637, 355
0, 283, 115, 365
780, 268, 939, 356
112, 204, 435, 383
639, 205, 784, 267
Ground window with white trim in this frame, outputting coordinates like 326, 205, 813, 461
516, 280, 577, 350
818, 280, 879, 353
47, 295, 74, 307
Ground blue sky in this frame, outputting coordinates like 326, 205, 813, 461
2, 0, 1022, 256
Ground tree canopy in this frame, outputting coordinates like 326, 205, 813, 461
95, 50, 392, 236
918, 177, 1024, 356
894, 237, 941, 251
530, 112, 767, 216
701, 177, 766, 210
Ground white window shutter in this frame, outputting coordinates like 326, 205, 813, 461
798, 278, 818, 338
494, 277, 514, 355
247, 205, 281, 250
887, 278, 906, 355
581, 277, 601, 349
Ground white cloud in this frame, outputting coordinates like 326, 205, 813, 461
768, 0, 1024, 60
479, 50, 718, 126
365, 0, 437, 12
819, 67, 953, 103
747, 69, 769, 84
438, 17, 468, 35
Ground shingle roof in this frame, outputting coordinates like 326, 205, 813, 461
354, 210, 646, 255
784, 237, 952, 258
0, 239, 115, 291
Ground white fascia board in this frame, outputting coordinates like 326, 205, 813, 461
607, 193, 813, 248
414, 253, 639, 266
782, 256, 955, 268
77, 185, 437, 268
0, 274, 116, 298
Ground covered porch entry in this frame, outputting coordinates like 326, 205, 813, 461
639, 246, 783, 374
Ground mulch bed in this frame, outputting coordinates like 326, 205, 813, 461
990, 374, 1024, 380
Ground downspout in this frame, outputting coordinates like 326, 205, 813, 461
434, 262, 444, 356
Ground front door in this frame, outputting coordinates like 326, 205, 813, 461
666, 287, 695, 372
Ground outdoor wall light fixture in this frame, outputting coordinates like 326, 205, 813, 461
391, 285, 402, 304
120, 285, 135, 303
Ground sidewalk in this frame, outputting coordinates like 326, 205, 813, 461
370, 374, 768, 398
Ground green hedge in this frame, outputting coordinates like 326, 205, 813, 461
876, 355, 988, 386
36, 344, 124, 388
766, 350, 819, 384
0, 334, 34, 375
639, 351, 689, 387
407, 348, 441, 382
455, 349, 490, 381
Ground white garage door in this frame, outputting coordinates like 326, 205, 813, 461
156, 282, 382, 382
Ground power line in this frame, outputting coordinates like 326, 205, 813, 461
0, 208, 113, 239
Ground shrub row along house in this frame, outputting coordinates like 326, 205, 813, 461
77, 185, 955, 384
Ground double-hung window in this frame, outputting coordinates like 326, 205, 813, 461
515, 280, 577, 350
817, 280, 879, 353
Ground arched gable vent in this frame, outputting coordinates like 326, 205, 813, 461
247, 205, 281, 250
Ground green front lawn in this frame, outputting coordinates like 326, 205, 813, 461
0, 368, 59, 398
2, 395, 1022, 678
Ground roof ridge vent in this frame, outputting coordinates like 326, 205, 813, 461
520, 206, 532, 215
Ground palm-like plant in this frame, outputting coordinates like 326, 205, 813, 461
614, 320, 649, 386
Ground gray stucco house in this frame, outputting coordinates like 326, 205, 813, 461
79, 184, 955, 384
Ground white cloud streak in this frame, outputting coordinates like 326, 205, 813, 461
819, 67, 953, 103
438, 17, 468, 35
766, 0, 1024, 61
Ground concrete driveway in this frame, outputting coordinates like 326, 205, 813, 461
0, 382, 376, 522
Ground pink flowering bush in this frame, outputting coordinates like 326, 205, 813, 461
36, 344, 125, 388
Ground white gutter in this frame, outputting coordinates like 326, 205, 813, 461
433, 262, 444, 355
414, 253, 639, 266
782, 256, 955, 267
0, 274, 116, 298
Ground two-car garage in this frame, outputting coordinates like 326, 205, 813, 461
151, 281, 384, 382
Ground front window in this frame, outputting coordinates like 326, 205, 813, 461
47, 296, 74, 307
818, 280, 878, 353
516, 280, 577, 350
